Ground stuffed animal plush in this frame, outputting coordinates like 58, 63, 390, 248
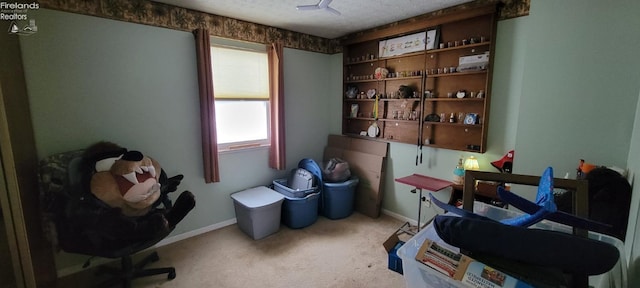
88, 143, 163, 217
56, 141, 197, 252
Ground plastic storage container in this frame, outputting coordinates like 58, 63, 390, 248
397, 202, 627, 288
272, 158, 323, 229
321, 177, 359, 219
273, 178, 316, 198
230, 186, 284, 240
280, 190, 320, 229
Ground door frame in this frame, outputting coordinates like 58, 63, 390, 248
0, 83, 35, 288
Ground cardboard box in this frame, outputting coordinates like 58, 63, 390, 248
383, 231, 406, 274
415, 239, 534, 288
415, 239, 463, 278
388, 241, 405, 274
454, 256, 534, 288
383, 222, 418, 274
458, 52, 489, 72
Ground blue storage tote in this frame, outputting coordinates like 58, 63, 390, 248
322, 177, 359, 220
272, 158, 324, 229
273, 178, 316, 198
280, 191, 320, 229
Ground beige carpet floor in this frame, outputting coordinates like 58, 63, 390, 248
58, 212, 410, 288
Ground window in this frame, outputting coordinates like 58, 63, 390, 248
210, 44, 270, 151
195, 30, 284, 180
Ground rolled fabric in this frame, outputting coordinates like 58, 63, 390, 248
433, 215, 619, 276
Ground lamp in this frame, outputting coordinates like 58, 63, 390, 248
464, 156, 479, 171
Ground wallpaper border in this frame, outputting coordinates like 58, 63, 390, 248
39, 0, 529, 54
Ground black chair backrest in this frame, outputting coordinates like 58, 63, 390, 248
39, 150, 173, 258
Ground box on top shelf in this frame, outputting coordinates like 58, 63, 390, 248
458, 52, 489, 72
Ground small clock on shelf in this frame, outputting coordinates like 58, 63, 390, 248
464, 113, 478, 125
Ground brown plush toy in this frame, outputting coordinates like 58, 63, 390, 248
90, 149, 163, 217
39, 141, 195, 255
81, 141, 195, 237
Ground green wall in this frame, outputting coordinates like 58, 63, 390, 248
20, 9, 339, 273
515, 0, 640, 181
513, 1, 640, 278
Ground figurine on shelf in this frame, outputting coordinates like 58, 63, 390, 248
374, 67, 389, 80
453, 156, 465, 185
576, 159, 597, 179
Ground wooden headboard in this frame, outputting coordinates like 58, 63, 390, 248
462, 170, 589, 236
462, 170, 592, 287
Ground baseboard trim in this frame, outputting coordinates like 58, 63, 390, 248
56, 218, 238, 278
155, 218, 237, 247
381, 209, 417, 226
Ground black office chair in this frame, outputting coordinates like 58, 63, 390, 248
39, 148, 193, 288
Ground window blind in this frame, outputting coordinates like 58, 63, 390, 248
210, 46, 269, 100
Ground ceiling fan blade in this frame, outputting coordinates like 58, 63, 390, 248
318, 0, 333, 9
296, 4, 320, 11
325, 6, 341, 16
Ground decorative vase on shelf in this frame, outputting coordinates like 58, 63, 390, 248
453, 157, 465, 185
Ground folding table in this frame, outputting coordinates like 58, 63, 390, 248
395, 174, 453, 232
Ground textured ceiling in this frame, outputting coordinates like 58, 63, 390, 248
151, 0, 474, 39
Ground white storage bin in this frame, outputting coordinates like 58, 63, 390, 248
397, 202, 627, 288
231, 186, 284, 240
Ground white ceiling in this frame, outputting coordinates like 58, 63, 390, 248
152, 0, 474, 39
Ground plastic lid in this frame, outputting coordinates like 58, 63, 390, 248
230, 186, 284, 208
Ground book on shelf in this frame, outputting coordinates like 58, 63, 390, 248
415, 239, 534, 288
